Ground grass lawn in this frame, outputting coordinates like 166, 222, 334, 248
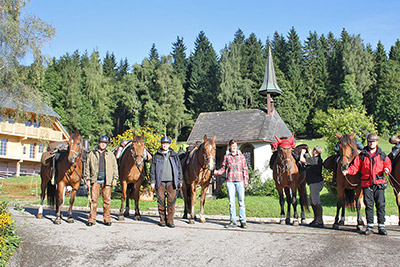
1, 175, 399, 219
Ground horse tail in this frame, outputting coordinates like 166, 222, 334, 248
46, 180, 56, 207
344, 189, 356, 210
299, 182, 309, 212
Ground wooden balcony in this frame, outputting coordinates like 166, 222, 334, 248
0, 122, 64, 141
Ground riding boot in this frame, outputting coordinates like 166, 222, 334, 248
309, 204, 317, 225
316, 204, 324, 226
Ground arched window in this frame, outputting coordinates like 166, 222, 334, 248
240, 143, 254, 169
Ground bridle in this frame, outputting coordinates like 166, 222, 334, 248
68, 137, 83, 164
339, 138, 359, 187
130, 141, 146, 168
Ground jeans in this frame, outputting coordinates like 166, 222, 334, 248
226, 181, 246, 223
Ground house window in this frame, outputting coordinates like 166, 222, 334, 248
33, 120, 40, 128
25, 120, 32, 126
8, 118, 14, 124
38, 144, 44, 153
30, 143, 36, 158
0, 139, 7, 155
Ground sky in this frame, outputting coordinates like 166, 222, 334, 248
25, 0, 400, 66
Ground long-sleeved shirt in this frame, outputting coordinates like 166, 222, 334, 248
215, 151, 249, 186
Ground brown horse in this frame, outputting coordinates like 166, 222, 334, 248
117, 133, 147, 221
182, 135, 216, 224
272, 134, 307, 225
388, 151, 400, 225
333, 133, 364, 230
37, 132, 84, 224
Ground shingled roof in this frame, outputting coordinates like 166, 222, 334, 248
0, 90, 60, 118
187, 108, 292, 145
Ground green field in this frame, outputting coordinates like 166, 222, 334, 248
1, 173, 399, 219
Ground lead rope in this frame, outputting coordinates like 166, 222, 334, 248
387, 172, 400, 195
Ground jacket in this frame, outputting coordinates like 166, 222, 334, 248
214, 151, 249, 186
85, 148, 119, 186
150, 148, 182, 189
305, 155, 323, 184
346, 146, 391, 187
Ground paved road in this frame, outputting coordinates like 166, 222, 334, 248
8, 206, 400, 267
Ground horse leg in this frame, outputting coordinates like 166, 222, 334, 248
67, 187, 78, 223
133, 182, 141, 221
182, 182, 189, 219
339, 203, 345, 226
118, 181, 127, 221
37, 178, 48, 219
355, 188, 364, 230
333, 198, 343, 229
54, 183, 64, 224
298, 183, 307, 224
396, 191, 400, 226
285, 187, 291, 225
292, 188, 299, 226
124, 183, 133, 218
199, 186, 208, 223
189, 185, 197, 224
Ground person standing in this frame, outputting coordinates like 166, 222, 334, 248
300, 146, 324, 227
342, 133, 391, 235
150, 136, 182, 228
85, 135, 119, 226
214, 139, 249, 229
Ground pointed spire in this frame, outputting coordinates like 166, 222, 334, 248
258, 43, 282, 97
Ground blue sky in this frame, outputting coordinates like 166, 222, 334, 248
26, 0, 400, 66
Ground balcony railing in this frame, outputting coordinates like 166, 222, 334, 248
0, 122, 64, 141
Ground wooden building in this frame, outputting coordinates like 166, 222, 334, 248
187, 45, 292, 181
0, 91, 69, 177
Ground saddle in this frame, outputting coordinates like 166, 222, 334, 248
184, 145, 199, 166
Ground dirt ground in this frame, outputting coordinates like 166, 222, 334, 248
7, 205, 400, 267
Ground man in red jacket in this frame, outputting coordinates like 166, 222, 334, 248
342, 133, 391, 235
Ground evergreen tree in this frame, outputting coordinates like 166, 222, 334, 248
187, 31, 220, 118
103, 51, 117, 79
116, 58, 129, 81
149, 43, 160, 63
171, 36, 187, 85
389, 39, 400, 63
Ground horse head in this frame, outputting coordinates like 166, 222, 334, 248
67, 132, 83, 164
336, 133, 358, 171
274, 134, 296, 174
203, 135, 216, 171
131, 132, 146, 167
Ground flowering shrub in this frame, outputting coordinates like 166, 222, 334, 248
0, 201, 20, 266
110, 126, 179, 154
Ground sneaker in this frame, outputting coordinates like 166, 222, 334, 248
104, 222, 112, 226
240, 222, 248, 229
378, 227, 388, 235
364, 228, 373, 235
158, 222, 166, 227
167, 223, 175, 228
225, 221, 237, 228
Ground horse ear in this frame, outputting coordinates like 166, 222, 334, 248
212, 135, 216, 142
289, 133, 295, 141
350, 133, 355, 139
335, 133, 342, 139
203, 135, 208, 142
274, 135, 282, 143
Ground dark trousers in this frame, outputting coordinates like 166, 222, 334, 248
156, 182, 177, 224
89, 182, 112, 223
363, 185, 386, 226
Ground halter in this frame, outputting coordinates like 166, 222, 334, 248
276, 146, 294, 182
191, 142, 216, 182
130, 141, 146, 167
339, 136, 359, 187
68, 138, 83, 164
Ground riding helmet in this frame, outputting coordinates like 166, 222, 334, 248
160, 136, 172, 143
366, 133, 378, 142
98, 135, 110, 143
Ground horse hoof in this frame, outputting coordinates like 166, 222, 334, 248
338, 220, 345, 226
182, 214, 188, 219
54, 219, 61, 225
188, 219, 195, 224
36, 214, 43, 219
200, 218, 206, 223
67, 217, 74, 223
118, 216, 125, 221
123, 212, 130, 217
293, 220, 299, 226
279, 219, 285, 225
357, 225, 363, 231
134, 215, 141, 221
285, 218, 291, 225
332, 223, 339, 230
